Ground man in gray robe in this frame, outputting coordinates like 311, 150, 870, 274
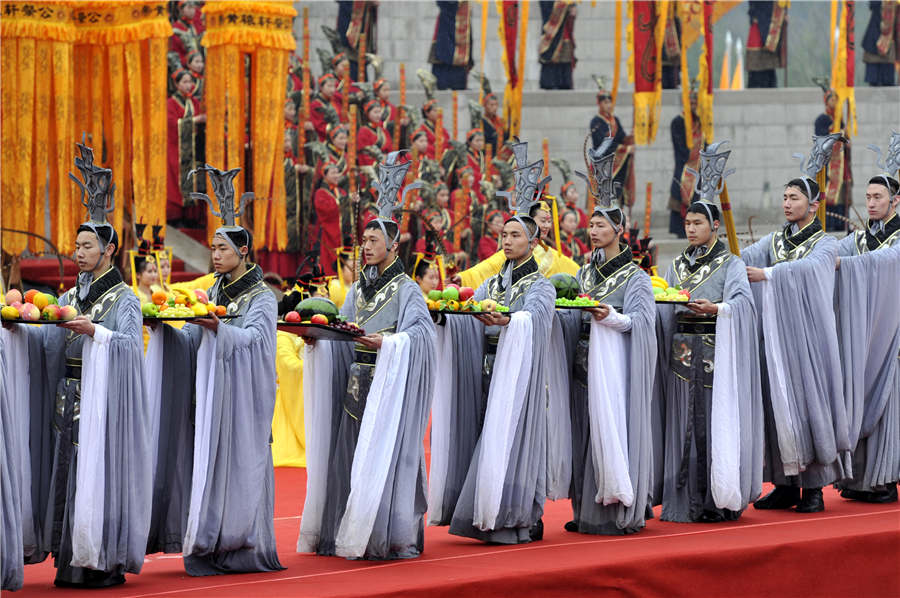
2, 143, 151, 588
298, 153, 436, 560
743, 176, 851, 513
566, 205, 657, 534
147, 165, 284, 576
657, 202, 764, 523
447, 212, 556, 543
834, 173, 900, 503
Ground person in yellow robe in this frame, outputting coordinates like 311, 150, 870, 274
456, 198, 579, 288
270, 268, 338, 467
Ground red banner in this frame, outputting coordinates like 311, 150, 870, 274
631, 1, 657, 94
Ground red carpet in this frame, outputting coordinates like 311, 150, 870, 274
17, 468, 900, 598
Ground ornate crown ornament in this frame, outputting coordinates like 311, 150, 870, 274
575, 134, 618, 209
187, 164, 256, 227
70, 141, 115, 224
686, 140, 736, 204
497, 139, 550, 217
374, 150, 423, 221
867, 131, 900, 176
793, 132, 845, 179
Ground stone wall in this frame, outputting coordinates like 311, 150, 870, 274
293, 2, 900, 228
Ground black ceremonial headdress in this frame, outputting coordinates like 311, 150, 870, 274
576, 134, 623, 232
70, 140, 119, 299
188, 164, 257, 254
496, 139, 550, 242
685, 140, 736, 227
791, 132, 845, 203
867, 130, 900, 195
372, 150, 423, 246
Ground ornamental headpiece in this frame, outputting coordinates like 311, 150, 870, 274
794, 132, 845, 180
575, 134, 623, 230
188, 164, 258, 255
494, 140, 548, 240
867, 131, 900, 177
70, 141, 115, 225
373, 150, 423, 245
188, 164, 255, 228
684, 140, 735, 226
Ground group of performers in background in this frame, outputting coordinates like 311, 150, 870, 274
3, 123, 898, 590
163, 0, 898, 282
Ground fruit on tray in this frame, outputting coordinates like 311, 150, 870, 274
656, 286, 691, 302
555, 295, 600, 307
284, 311, 302, 323
295, 297, 339, 323
550, 273, 579, 300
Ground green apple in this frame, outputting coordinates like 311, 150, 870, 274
427, 289, 442, 301
441, 287, 459, 302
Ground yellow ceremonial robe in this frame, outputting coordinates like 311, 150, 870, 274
271, 331, 306, 467
458, 242, 579, 289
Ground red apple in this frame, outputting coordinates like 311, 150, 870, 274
444, 283, 459, 291
10, 301, 24, 311
20, 304, 40, 321
59, 305, 78, 321
41, 304, 61, 321
194, 289, 209, 304
310, 314, 329, 325
284, 311, 302, 323
5, 289, 22, 305
459, 286, 474, 301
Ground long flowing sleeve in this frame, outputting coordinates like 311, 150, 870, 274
183, 290, 282, 574
73, 293, 152, 573
756, 236, 850, 481
709, 257, 764, 511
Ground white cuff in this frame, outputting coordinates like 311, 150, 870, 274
763, 266, 774, 281
92, 324, 112, 345
716, 302, 731, 317
600, 306, 633, 332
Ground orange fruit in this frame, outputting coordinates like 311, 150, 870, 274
174, 295, 186, 305
151, 290, 168, 305
215, 305, 227, 316
24, 289, 39, 304
158, 304, 169, 312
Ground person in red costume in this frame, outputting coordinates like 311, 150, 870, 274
560, 180, 587, 229
375, 79, 410, 149
170, 1, 203, 66
309, 74, 341, 142
314, 163, 348, 275
413, 100, 450, 160
166, 69, 205, 225
478, 209, 505, 261
465, 129, 485, 188
559, 208, 588, 262
357, 99, 393, 167
186, 49, 205, 101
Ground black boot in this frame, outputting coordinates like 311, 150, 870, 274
753, 485, 801, 510
841, 485, 898, 503
564, 520, 578, 532
529, 518, 544, 541
794, 487, 825, 513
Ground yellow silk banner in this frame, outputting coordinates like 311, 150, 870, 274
203, 1, 296, 249
1, 1, 170, 257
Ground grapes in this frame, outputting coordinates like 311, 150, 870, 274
555, 297, 600, 308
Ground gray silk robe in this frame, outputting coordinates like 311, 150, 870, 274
6, 268, 151, 586
449, 255, 557, 544
152, 264, 283, 576
567, 249, 657, 534
656, 242, 763, 522
306, 258, 436, 560
742, 220, 851, 488
834, 218, 900, 491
